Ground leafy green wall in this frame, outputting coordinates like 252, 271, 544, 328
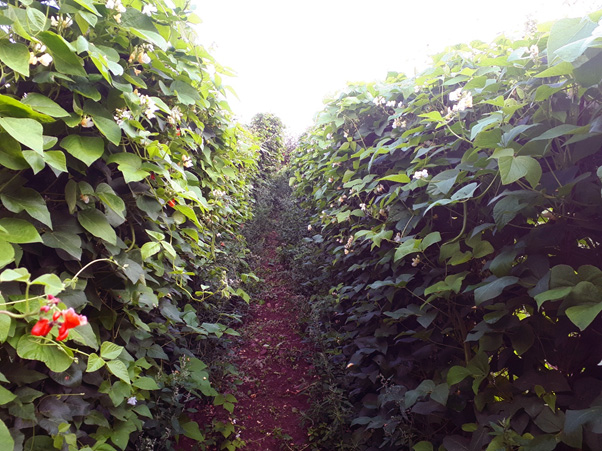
0, 0, 259, 449
292, 11, 602, 450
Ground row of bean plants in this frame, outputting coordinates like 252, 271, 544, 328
292, 11, 602, 451
0, 0, 260, 449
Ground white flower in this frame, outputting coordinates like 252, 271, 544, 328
34, 43, 46, 52
114, 108, 132, 125
167, 106, 183, 125
386, 100, 396, 108
372, 96, 386, 106
181, 155, 193, 168
394, 233, 402, 242
50, 16, 59, 27
411, 256, 421, 267
137, 52, 151, 64
142, 4, 158, 15
412, 169, 429, 180
106, 0, 126, 12
38, 53, 53, 66
80, 116, 94, 128
449, 87, 463, 102
359, 203, 367, 211
127, 396, 137, 406
392, 117, 406, 129
29, 52, 38, 65
307, 224, 312, 231
328, 177, 333, 183
528, 44, 539, 59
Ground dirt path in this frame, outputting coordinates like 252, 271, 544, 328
230, 231, 315, 450
179, 231, 315, 450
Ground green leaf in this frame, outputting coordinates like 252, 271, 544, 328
77, 209, 117, 245
413, 441, 433, 451
534, 286, 572, 309
141, 242, 160, 260
547, 17, 597, 65
171, 80, 201, 105
84, 101, 121, 145
86, 353, 106, 372
0, 385, 17, 405
534, 61, 574, 78
43, 150, 68, 173
420, 232, 441, 251
0, 40, 29, 76
474, 276, 519, 305
565, 302, 602, 331
0, 295, 12, 342
447, 366, 472, 385
181, 421, 205, 442
0, 94, 54, 122
100, 341, 124, 360
498, 155, 542, 188
120, 9, 168, 50
0, 240, 15, 269
0, 218, 41, 243
132, 376, 159, 390
0, 419, 14, 450
394, 239, 419, 262
106, 153, 149, 183
106, 360, 130, 384
31, 274, 64, 295
60, 135, 104, 166
531, 124, 587, 141
564, 406, 602, 434
42, 230, 82, 260
379, 173, 410, 183
96, 183, 126, 219
0, 117, 43, 153
1, 187, 52, 228
21, 93, 69, 117
38, 31, 87, 77
17, 335, 73, 372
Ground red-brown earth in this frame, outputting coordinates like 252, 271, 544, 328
179, 231, 315, 450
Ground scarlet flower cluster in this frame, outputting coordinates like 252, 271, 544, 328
31, 299, 88, 341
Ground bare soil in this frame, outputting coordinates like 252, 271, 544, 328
180, 231, 315, 450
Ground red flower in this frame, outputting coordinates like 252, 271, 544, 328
31, 318, 52, 337
53, 311, 61, 321
150, 173, 155, 180
167, 199, 175, 208
56, 308, 88, 341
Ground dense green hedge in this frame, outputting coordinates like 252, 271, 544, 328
292, 11, 602, 450
0, 0, 259, 449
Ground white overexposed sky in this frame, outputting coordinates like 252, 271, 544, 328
193, 0, 602, 135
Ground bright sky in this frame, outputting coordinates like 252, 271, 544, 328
193, 0, 602, 135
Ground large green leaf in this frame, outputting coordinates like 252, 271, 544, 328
0, 40, 29, 76
42, 230, 82, 260
565, 302, 602, 331
0, 117, 43, 153
0, 295, 12, 342
84, 101, 122, 145
0, 419, 14, 450
120, 9, 168, 50
106, 360, 130, 384
22, 93, 69, 117
60, 135, 104, 166
38, 31, 87, 77
1, 187, 52, 228
474, 276, 519, 305
16, 335, 73, 372
77, 209, 117, 245
0, 218, 41, 243
498, 155, 541, 188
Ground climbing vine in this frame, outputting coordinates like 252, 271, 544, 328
292, 11, 602, 450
